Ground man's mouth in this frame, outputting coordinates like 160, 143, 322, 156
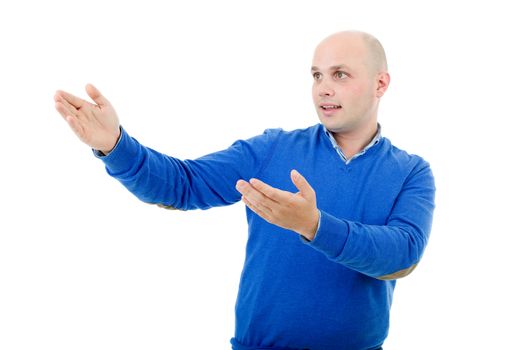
320, 104, 342, 110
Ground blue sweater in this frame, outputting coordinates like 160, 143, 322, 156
95, 124, 435, 350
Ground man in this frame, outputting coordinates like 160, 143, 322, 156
54, 30, 435, 350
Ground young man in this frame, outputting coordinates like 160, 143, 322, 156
54, 30, 435, 350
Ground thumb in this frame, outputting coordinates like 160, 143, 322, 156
85, 83, 110, 106
290, 169, 314, 199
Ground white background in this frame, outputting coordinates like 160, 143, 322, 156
1, 0, 524, 349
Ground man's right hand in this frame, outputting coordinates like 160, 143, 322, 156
54, 84, 121, 155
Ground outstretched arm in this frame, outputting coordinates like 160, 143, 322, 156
55, 86, 283, 210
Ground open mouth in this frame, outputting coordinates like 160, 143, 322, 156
320, 105, 342, 110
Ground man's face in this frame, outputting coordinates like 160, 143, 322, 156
311, 35, 380, 135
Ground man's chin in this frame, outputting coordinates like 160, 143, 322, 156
319, 119, 344, 133
322, 122, 360, 137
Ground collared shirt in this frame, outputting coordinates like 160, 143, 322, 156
323, 123, 382, 164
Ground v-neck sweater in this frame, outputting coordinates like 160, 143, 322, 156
95, 123, 435, 350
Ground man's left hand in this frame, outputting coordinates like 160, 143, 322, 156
235, 169, 319, 241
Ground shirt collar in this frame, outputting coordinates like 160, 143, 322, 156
323, 123, 382, 164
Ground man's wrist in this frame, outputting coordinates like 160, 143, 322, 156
97, 127, 122, 156
300, 209, 321, 241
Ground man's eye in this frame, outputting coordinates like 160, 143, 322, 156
334, 71, 348, 79
313, 72, 321, 80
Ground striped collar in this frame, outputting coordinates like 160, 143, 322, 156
323, 124, 382, 164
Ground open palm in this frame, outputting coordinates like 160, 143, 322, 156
54, 84, 121, 154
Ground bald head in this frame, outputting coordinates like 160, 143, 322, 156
314, 30, 388, 76
311, 30, 391, 137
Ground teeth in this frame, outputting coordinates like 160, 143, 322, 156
322, 105, 340, 109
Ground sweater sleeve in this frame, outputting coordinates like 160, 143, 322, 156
304, 161, 436, 279
93, 127, 280, 210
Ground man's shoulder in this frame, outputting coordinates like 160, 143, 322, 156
274, 123, 323, 138
380, 137, 431, 171
236, 124, 321, 152
246, 123, 322, 145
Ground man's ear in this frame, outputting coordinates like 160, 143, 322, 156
376, 72, 390, 98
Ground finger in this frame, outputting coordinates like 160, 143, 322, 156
53, 91, 62, 103
85, 83, 110, 106
65, 114, 85, 139
55, 94, 96, 126
56, 93, 78, 110
236, 180, 277, 209
291, 169, 315, 199
249, 178, 292, 202
56, 89, 89, 109
55, 98, 78, 119
55, 100, 77, 121
242, 195, 274, 223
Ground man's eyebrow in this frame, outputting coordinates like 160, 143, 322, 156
310, 64, 351, 72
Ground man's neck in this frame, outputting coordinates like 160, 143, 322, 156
332, 122, 379, 160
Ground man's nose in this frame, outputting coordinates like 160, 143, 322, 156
317, 80, 335, 96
